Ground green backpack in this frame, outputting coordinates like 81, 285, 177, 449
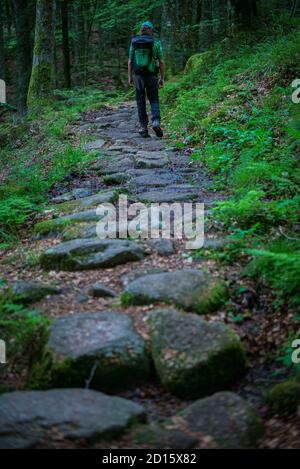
131, 35, 155, 75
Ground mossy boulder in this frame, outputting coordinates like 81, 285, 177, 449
11, 281, 61, 305
184, 51, 212, 74
146, 308, 246, 398
44, 311, 151, 393
62, 222, 97, 241
267, 380, 300, 415
40, 238, 145, 271
122, 270, 228, 314
134, 392, 263, 449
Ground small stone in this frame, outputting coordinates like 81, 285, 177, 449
88, 283, 116, 298
147, 239, 175, 256
84, 139, 106, 150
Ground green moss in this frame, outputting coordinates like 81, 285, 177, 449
62, 223, 95, 241
267, 380, 300, 415
155, 336, 246, 399
33, 218, 73, 236
193, 280, 228, 314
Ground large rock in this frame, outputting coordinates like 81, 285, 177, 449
0, 389, 146, 449
11, 281, 61, 304
122, 270, 227, 314
135, 392, 263, 449
40, 238, 145, 271
45, 311, 150, 392
146, 308, 246, 398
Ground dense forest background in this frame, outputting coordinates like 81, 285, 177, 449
0, 0, 299, 114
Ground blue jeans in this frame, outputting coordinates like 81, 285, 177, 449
134, 74, 160, 127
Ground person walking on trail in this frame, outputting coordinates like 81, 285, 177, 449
128, 21, 165, 138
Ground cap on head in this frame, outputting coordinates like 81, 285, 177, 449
141, 21, 154, 30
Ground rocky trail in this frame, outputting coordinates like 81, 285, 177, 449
0, 102, 272, 449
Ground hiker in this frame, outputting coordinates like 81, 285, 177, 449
128, 21, 165, 138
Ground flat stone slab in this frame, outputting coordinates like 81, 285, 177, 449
145, 309, 246, 398
84, 139, 106, 150
52, 188, 94, 204
11, 281, 61, 304
40, 238, 145, 271
54, 190, 117, 213
106, 144, 138, 154
133, 151, 169, 169
135, 392, 263, 449
94, 158, 135, 174
138, 188, 198, 203
122, 270, 227, 314
47, 311, 150, 391
130, 173, 179, 189
0, 389, 145, 449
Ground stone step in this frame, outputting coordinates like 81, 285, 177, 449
122, 269, 227, 314
145, 308, 246, 398
0, 388, 146, 449
134, 391, 263, 449
40, 238, 146, 271
45, 311, 150, 392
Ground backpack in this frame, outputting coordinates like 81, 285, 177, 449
131, 35, 155, 75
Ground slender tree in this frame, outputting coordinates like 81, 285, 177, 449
27, 0, 56, 107
12, 0, 33, 115
61, 0, 71, 88
0, 1, 5, 79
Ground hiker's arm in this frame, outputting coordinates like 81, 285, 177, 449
128, 59, 133, 85
159, 59, 165, 87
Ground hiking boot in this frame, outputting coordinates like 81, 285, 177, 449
139, 127, 150, 138
152, 120, 163, 138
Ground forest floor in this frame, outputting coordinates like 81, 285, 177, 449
0, 101, 299, 449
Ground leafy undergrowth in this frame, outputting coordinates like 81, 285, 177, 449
161, 19, 300, 380
0, 282, 50, 392
0, 87, 126, 248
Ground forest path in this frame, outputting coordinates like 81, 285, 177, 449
0, 103, 264, 449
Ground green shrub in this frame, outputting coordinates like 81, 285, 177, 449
0, 288, 50, 388
267, 380, 300, 415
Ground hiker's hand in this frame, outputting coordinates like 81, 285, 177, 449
128, 77, 134, 86
159, 79, 165, 88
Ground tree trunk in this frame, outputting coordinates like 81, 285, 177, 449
12, 0, 33, 115
61, 0, 71, 88
0, 1, 5, 80
229, 0, 259, 28
291, 0, 299, 16
28, 0, 56, 107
